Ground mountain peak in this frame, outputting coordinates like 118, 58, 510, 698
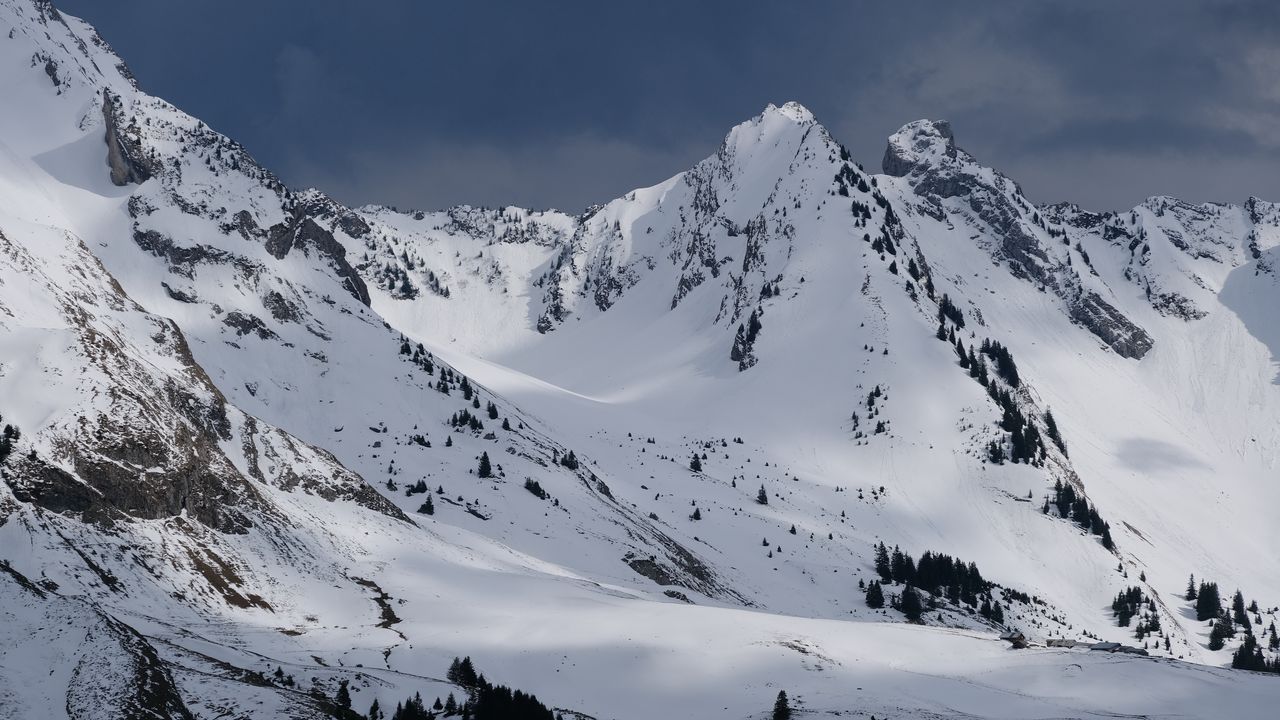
763, 100, 816, 124
727, 101, 819, 144
882, 118, 961, 177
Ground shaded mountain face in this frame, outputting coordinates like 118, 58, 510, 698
1, 1, 1279, 718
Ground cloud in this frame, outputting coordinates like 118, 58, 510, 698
55, 0, 1280, 213
284, 133, 709, 213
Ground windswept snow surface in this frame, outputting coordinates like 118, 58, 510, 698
0, 2, 1277, 718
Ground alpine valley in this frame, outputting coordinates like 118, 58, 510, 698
1, 2, 1278, 718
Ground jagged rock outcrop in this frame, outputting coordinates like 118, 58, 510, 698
884, 119, 1154, 359
1070, 291, 1155, 359
265, 208, 371, 306
102, 89, 154, 186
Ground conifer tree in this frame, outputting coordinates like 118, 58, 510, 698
900, 585, 924, 623
1209, 616, 1232, 650
865, 580, 885, 608
690, 454, 702, 472
1232, 590, 1251, 631
1044, 408, 1066, 455
335, 679, 351, 709
1196, 582, 1222, 621
772, 690, 792, 720
874, 542, 892, 582
756, 485, 768, 505
457, 656, 478, 687
478, 452, 493, 478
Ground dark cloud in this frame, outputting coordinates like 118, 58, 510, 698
56, 0, 1280, 212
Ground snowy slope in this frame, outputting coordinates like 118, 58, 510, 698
354, 106, 1280, 666
0, 1, 1278, 718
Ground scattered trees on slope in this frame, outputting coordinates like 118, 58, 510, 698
1043, 480, 1114, 550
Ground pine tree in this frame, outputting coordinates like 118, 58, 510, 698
772, 690, 792, 720
335, 679, 351, 709
1232, 590, 1251, 631
756, 485, 768, 505
418, 496, 434, 515
1195, 582, 1222, 622
478, 452, 493, 478
1209, 616, 1232, 650
865, 580, 885, 608
457, 656, 478, 687
890, 546, 916, 584
874, 542, 892, 582
368, 698, 383, 720
690, 507, 701, 521
1044, 408, 1066, 455
900, 585, 924, 623
690, 454, 702, 472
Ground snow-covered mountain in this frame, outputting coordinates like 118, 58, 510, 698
1, 2, 1278, 718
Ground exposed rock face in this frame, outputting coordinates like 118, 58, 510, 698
102, 89, 153, 186
9, 423, 258, 534
0, 226, 403, 533
884, 119, 1154, 360
266, 210, 371, 306
1071, 291, 1155, 359
882, 119, 957, 178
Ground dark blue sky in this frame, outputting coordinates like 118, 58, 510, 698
58, 0, 1280, 213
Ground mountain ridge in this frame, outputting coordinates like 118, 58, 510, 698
1, 1, 1279, 717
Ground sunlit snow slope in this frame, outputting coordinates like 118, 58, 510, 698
0, 1, 1278, 718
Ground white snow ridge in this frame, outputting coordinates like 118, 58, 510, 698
0, 1, 1278, 718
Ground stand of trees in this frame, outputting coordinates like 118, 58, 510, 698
1233, 633, 1280, 673
930, 308, 1057, 467
380, 656, 558, 720
1044, 480, 1114, 550
870, 543, 1005, 624
1189, 576, 1280, 671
